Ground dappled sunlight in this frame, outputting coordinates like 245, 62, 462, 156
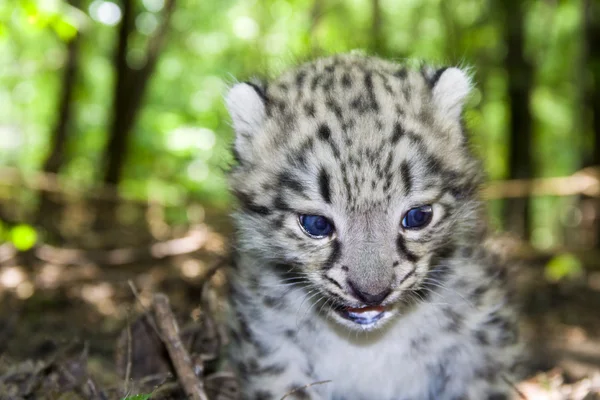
0, 266, 34, 299
89, 1, 122, 26
0, 266, 27, 289
15, 281, 34, 299
178, 258, 204, 279
80, 282, 117, 316
232, 16, 259, 40
36, 263, 66, 289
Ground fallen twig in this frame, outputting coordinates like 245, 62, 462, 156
127, 280, 163, 341
123, 318, 133, 395
199, 255, 230, 284
152, 293, 208, 400
503, 374, 528, 400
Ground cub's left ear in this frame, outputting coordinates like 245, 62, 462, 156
225, 82, 267, 163
430, 67, 472, 121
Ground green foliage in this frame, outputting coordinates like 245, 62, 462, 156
545, 253, 584, 282
0, 0, 593, 247
19, 0, 82, 41
0, 220, 7, 243
10, 224, 38, 251
121, 395, 152, 400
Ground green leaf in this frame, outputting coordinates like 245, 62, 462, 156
121, 395, 152, 400
544, 253, 583, 282
10, 224, 38, 251
51, 17, 77, 41
0, 220, 7, 242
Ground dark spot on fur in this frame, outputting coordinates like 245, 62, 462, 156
318, 168, 332, 203
296, 70, 307, 88
318, 124, 331, 141
396, 235, 418, 262
324, 239, 341, 269
325, 276, 342, 290
401, 161, 413, 194
278, 170, 306, 194
284, 329, 295, 338
399, 266, 416, 284
244, 81, 268, 103
263, 295, 280, 308
429, 67, 449, 89
253, 390, 272, 400
341, 73, 352, 87
236, 191, 271, 215
487, 393, 508, 400
394, 68, 407, 79
474, 328, 490, 345
272, 194, 290, 211
311, 74, 321, 91
443, 307, 464, 332
270, 214, 286, 230
325, 97, 344, 121
304, 102, 316, 117
391, 123, 405, 144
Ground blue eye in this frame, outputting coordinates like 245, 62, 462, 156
402, 205, 433, 229
298, 215, 334, 238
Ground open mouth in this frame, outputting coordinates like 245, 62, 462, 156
337, 305, 387, 325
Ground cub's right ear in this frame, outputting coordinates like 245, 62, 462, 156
225, 82, 267, 163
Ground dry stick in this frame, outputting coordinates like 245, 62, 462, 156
85, 378, 105, 400
280, 380, 332, 400
127, 280, 164, 341
502, 375, 528, 400
123, 319, 133, 395
153, 293, 208, 400
199, 255, 230, 283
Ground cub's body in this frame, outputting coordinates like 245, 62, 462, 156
226, 54, 521, 400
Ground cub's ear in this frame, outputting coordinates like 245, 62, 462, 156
430, 67, 472, 121
225, 82, 267, 162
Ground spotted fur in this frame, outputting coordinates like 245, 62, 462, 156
225, 54, 522, 400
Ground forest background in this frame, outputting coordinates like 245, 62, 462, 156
0, 0, 600, 398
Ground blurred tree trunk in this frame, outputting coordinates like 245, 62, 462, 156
586, 0, 600, 247
102, 0, 135, 188
371, 0, 383, 55
309, 0, 324, 54
102, 0, 176, 187
567, 0, 598, 249
439, 0, 460, 62
97, 0, 176, 226
36, 0, 82, 230
500, 0, 533, 240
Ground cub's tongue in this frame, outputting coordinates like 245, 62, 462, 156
346, 305, 385, 314
342, 305, 387, 325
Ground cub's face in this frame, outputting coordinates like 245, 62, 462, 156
227, 56, 484, 330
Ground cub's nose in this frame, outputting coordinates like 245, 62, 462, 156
348, 280, 391, 306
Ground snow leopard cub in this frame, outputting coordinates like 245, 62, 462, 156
225, 54, 521, 400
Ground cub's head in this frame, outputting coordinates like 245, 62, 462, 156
226, 55, 485, 330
